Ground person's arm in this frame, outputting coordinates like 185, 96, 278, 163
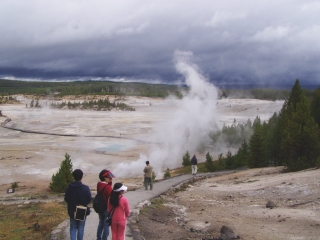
64, 186, 70, 203
122, 197, 130, 218
143, 167, 146, 173
86, 186, 92, 205
106, 185, 112, 198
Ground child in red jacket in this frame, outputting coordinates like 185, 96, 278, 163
96, 170, 114, 240
108, 183, 130, 240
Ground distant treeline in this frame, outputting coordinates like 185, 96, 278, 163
50, 98, 135, 111
222, 88, 315, 101
0, 79, 184, 98
0, 79, 317, 101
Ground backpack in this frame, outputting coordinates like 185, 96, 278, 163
93, 185, 107, 213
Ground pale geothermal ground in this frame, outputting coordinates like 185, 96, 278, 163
1, 95, 283, 193
1, 95, 320, 239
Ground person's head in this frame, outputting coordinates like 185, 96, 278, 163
146, 161, 149, 165
73, 169, 83, 181
113, 182, 127, 193
99, 169, 115, 182
110, 182, 128, 207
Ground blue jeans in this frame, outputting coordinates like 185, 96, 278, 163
70, 218, 86, 240
97, 210, 110, 240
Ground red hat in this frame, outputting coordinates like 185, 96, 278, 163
102, 170, 115, 179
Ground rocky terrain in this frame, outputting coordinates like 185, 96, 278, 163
136, 167, 320, 240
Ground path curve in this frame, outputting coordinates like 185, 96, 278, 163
51, 170, 236, 240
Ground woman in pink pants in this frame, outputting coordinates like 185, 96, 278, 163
108, 183, 130, 240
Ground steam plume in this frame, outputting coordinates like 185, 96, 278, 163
113, 51, 219, 178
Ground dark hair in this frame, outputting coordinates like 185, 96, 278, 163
73, 169, 83, 181
146, 161, 149, 165
99, 169, 108, 181
110, 183, 123, 207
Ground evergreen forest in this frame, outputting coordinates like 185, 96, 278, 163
210, 80, 320, 172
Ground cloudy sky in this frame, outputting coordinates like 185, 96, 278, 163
0, 0, 319, 87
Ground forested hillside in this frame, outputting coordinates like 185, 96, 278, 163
213, 80, 320, 172
0, 79, 183, 98
1, 79, 315, 101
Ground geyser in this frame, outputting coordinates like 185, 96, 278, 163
113, 51, 219, 178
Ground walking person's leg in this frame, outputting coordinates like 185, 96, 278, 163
112, 220, 126, 240
102, 210, 110, 240
76, 219, 86, 240
97, 211, 109, 240
69, 218, 77, 240
111, 221, 120, 240
97, 212, 104, 240
144, 177, 149, 190
195, 165, 198, 175
149, 177, 153, 190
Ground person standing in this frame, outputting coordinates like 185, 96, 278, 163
191, 155, 198, 175
143, 161, 153, 190
64, 169, 92, 240
96, 169, 115, 240
108, 183, 130, 240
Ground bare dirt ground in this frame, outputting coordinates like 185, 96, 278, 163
137, 167, 320, 240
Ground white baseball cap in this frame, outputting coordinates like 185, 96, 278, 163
114, 183, 128, 192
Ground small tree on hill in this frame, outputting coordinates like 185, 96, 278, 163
152, 171, 156, 182
50, 153, 74, 193
205, 152, 215, 172
182, 151, 191, 167
163, 168, 171, 178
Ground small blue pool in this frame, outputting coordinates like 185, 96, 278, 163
96, 144, 126, 152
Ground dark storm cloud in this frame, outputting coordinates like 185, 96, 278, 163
0, 0, 319, 87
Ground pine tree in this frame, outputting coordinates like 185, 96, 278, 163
248, 117, 266, 168
225, 150, 234, 169
265, 112, 281, 166
310, 88, 320, 128
50, 153, 74, 192
152, 171, 156, 182
271, 79, 304, 166
205, 152, 215, 172
233, 140, 249, 167
182, 151, 191, 166
281, 95, 320, 171
218, 153, 225, 170
163, 168, 171, 178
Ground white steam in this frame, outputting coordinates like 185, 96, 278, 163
113, 51, 219, 178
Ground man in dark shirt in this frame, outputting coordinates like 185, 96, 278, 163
191, 155, 198, 175
64, 169, 91, 240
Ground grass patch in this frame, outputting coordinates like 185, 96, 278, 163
0, 201, 68, 240
169, 162, 208, 176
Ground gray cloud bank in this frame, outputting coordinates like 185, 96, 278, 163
0, 0, 319, 87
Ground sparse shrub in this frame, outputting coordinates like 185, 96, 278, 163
205, 152, 215, 172
50, 153, 74, 193
152, 171, 156, 182
182, 151, 191, 167
11, 182, 18, 189
163, 168, 171, 178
